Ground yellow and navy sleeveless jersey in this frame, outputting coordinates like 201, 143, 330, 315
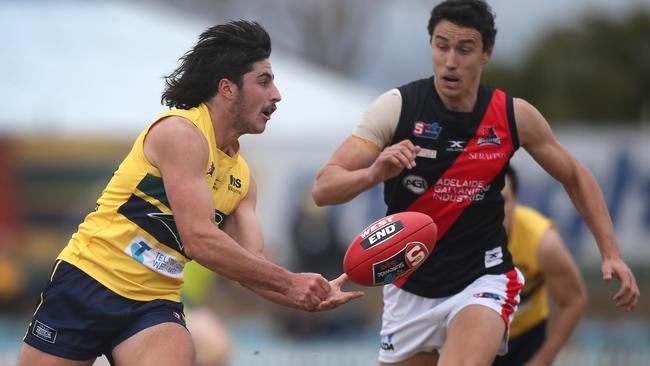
58, 103, 250, 302
508, 205, 553, 338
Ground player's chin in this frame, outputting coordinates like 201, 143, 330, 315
248, 122, 267, 134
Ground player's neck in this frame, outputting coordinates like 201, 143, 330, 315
205, 100, 240, 154
434, 80, 479, 113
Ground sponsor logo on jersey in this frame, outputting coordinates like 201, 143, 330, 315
212, 176, 222, 190
206, 162, 215, 177
477, 127, 501, 146
402, 175, 428, 195
432, 178, 490, 202
413, 121, 442, 140
360, 221, 405, 249
228, 175, 242, 194
125, 236, 185, 278
484, 246, 504, 268
416, 148, 437, 159
446, 140, 466, 152
32, 320, 57, 344
380, 333, 395, 351
468, 151, 507, 161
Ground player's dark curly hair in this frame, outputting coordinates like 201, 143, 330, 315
427, 0, 497, 51
161, 20, 271, 110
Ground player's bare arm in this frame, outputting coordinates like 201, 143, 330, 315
515, 98, 640, 310
145, 116, 329, 310
222, 175, 363, 311
312, 137, 419, 206
528, 228, 587, 365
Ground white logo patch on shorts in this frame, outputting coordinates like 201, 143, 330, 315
484, 247, 503, 268
125, 236, 185, 278
32, 320, 57, 344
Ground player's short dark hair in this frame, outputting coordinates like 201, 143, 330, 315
427, 0, 497, 51
161, 20, 271, 110
505, 165, 519, 195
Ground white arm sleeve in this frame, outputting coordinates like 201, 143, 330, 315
352, 89, 402, 149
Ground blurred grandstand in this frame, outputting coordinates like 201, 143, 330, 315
1, 1, 649, 365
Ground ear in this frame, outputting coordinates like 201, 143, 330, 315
481, 46, 494, 65
218, 78, 238, 100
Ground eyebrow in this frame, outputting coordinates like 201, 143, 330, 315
434, 35, 477, 45
257, 72, 274, 80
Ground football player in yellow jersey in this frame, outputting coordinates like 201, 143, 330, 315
494, 167, 587, 365
18, 20, 363, 366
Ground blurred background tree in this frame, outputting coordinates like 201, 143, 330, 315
484, 9, 650, 124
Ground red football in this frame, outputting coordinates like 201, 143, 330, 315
343, 211, 437, 286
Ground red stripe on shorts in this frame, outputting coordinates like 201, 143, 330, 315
501, 269, 523, 328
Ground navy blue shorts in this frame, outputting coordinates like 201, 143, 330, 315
23, 260, 187, 362
493, 319, 546, 366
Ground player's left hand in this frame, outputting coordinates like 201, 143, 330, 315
315, 273, 365, 311
602, 257, 640, 311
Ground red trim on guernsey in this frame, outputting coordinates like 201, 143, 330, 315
501, 269, 523, 328
394, 89, 514, 288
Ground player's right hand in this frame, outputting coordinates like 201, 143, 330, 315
286, 272, 331, 311
602, 257, 640, 311
369, 139, 420, 183
316, 273, 365, 311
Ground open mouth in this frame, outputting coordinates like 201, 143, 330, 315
262, 105, 276, 119
442, 75, 460, 83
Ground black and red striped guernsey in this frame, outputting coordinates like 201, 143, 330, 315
385, 77, 519, 298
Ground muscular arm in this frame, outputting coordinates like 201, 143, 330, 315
223, 174, 364, 310
515, 98, 639, 310
145, 117, 329, 310
312, 89, 419, 206
527, 228, 587, 365
221, 176, 305, 308
312, 136, 419, 206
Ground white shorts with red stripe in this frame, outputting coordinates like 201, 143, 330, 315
378, 269, 524, 363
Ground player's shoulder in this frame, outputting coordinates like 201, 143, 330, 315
512, 97, 545, 124
511, 96, 555, 148
149, 115, 202, 139
369, 88, 402, 110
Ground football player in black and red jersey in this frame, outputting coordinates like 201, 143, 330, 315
312, 1, 639, 365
